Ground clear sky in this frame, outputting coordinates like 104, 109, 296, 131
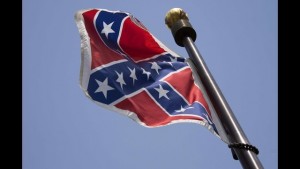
23, 1, 277, 169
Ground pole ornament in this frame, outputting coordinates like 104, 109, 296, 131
165, 8, 196, 47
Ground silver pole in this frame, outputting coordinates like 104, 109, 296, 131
165, 8, 264, 169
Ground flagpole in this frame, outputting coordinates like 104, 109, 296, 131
165, 8, 264, 169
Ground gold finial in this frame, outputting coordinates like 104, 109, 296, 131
165, 8, 189, 29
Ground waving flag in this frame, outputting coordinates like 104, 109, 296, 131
75, 8, 221, 136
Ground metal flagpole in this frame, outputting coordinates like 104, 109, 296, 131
165, 8, 264, 169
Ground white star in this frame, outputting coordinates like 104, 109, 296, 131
141, 68, 151, 80
163, 61, 174, 67
101, 22, 115, 38
128, 67, 137, 85
95, 78, 114, 99
150, 62, 161, 74
175, 105, 194, 113
115, 71, 126, 90
170, 56, 178, 62
154, 84, 170, 99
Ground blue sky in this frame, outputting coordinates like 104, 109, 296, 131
23, 1, 277, 169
